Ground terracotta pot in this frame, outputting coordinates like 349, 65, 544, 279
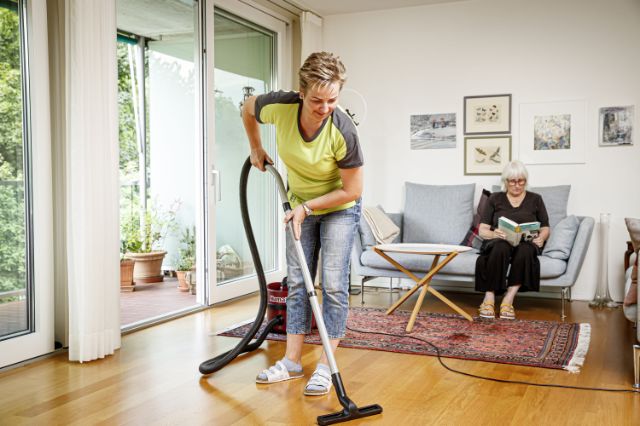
120, 258, 136, 292
176, 270, 191, 292
125, 251, 167, 283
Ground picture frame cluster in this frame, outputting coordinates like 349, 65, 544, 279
463, 94, 512, 175
409, 93, 634, 176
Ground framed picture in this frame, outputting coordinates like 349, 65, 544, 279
599, 105, 634, 146
519, 100, 586, 164
410, 113, 457, 149
463, 94, 511, 135
464, 136, 511, 175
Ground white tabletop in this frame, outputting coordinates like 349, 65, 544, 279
373, 243, 473, 255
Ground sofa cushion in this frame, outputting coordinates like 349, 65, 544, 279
542, 215, 580, 260
363, 206, 400, 244
361, 249, 478, 275
359, 208, 402, 249
359, 218, 377, 248
538, 256, 568, 278
460, 188, 491, 250
492, 184, 570, 228
403, 182, 475, 245
360, 249, 567, 278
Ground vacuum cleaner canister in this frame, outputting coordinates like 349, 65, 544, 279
267, 277, 316, 334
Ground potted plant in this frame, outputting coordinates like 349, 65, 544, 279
119, 240, 136, 292
122, 200, 179, 284
174, 226, 195, 292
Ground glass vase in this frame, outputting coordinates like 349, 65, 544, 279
589, 213, 617, 308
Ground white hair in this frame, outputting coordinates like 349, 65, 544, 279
501, 160, 529, 191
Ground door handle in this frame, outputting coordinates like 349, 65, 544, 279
211, 169, 221, 202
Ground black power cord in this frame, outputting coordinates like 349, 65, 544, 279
346, 325, 640, 394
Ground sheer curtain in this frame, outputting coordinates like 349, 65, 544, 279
50, 0, 121, 362
300, 11, 323, 61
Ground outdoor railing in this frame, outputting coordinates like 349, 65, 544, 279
0, 288, 26, 301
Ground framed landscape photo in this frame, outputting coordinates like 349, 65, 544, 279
410, 113, 457, 149
519, 100, 586, 164
463, 94, 511, 135
599, 105, 634, 146
464, 136, 511, 175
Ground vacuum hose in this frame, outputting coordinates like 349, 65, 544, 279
198, 158, 283, 375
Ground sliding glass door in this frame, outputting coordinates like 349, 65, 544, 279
117, 0, 203, 327
0, 0, 54, 368
118, 0, 290, 309
0, 0, 30, 343
206, 1, 288, 303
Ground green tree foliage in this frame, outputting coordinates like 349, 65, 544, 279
0, 7, 22, 178
0, 6, 25, 294
117, 42, 143, 239
117, 42, 139, 178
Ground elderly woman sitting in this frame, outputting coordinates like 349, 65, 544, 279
475, 160, 550, 319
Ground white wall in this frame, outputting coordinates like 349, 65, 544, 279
324, 0, 640, 301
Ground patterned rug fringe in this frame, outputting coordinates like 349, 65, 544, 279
564, 323, 591, 373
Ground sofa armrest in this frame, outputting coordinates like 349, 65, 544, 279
352, 210, 403, 276
558, 216, 595, 286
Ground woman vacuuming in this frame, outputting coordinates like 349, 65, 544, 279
241, 51, 363, 396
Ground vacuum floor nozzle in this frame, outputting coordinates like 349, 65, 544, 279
316, 372, 382, 425
317, 403, 383, 425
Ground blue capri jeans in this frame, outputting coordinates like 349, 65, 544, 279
285, 200, 361, 339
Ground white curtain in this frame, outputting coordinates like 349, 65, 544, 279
54, 0, 121, 362
300, 11, 323, 62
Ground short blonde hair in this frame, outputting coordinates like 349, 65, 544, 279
299, 51, 347, 93
501, 160, 529, 191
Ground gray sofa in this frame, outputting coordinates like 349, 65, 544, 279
351, 182, 595, 319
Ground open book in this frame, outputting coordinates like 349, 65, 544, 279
498, 216, 541, 247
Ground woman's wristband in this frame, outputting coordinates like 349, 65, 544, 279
302, 202, 313, 216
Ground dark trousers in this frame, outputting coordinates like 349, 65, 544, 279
475, 239, 541, 295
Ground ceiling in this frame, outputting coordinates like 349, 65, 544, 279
116, 0, 467, 40
291, 0, 466, 16
116, 0, 195, 39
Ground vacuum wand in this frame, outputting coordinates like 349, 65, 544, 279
265, 163, 382, 425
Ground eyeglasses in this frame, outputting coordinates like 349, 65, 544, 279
507, 179, 526, 186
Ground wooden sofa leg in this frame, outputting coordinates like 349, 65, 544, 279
634, 344, 640, 389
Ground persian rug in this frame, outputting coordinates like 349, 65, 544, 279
219, 306, 591, 372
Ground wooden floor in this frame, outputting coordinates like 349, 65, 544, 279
0, 289, 639, 425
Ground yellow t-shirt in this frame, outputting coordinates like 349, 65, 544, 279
255, 90, 363, 214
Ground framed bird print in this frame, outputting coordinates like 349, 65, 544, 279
464, 136, 512, 175
463, 94, 512, 135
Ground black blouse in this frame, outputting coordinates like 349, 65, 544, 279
481, 191, 550, 229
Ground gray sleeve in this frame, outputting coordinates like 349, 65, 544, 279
254, 90, 299, 124
333, 108, 364, 169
